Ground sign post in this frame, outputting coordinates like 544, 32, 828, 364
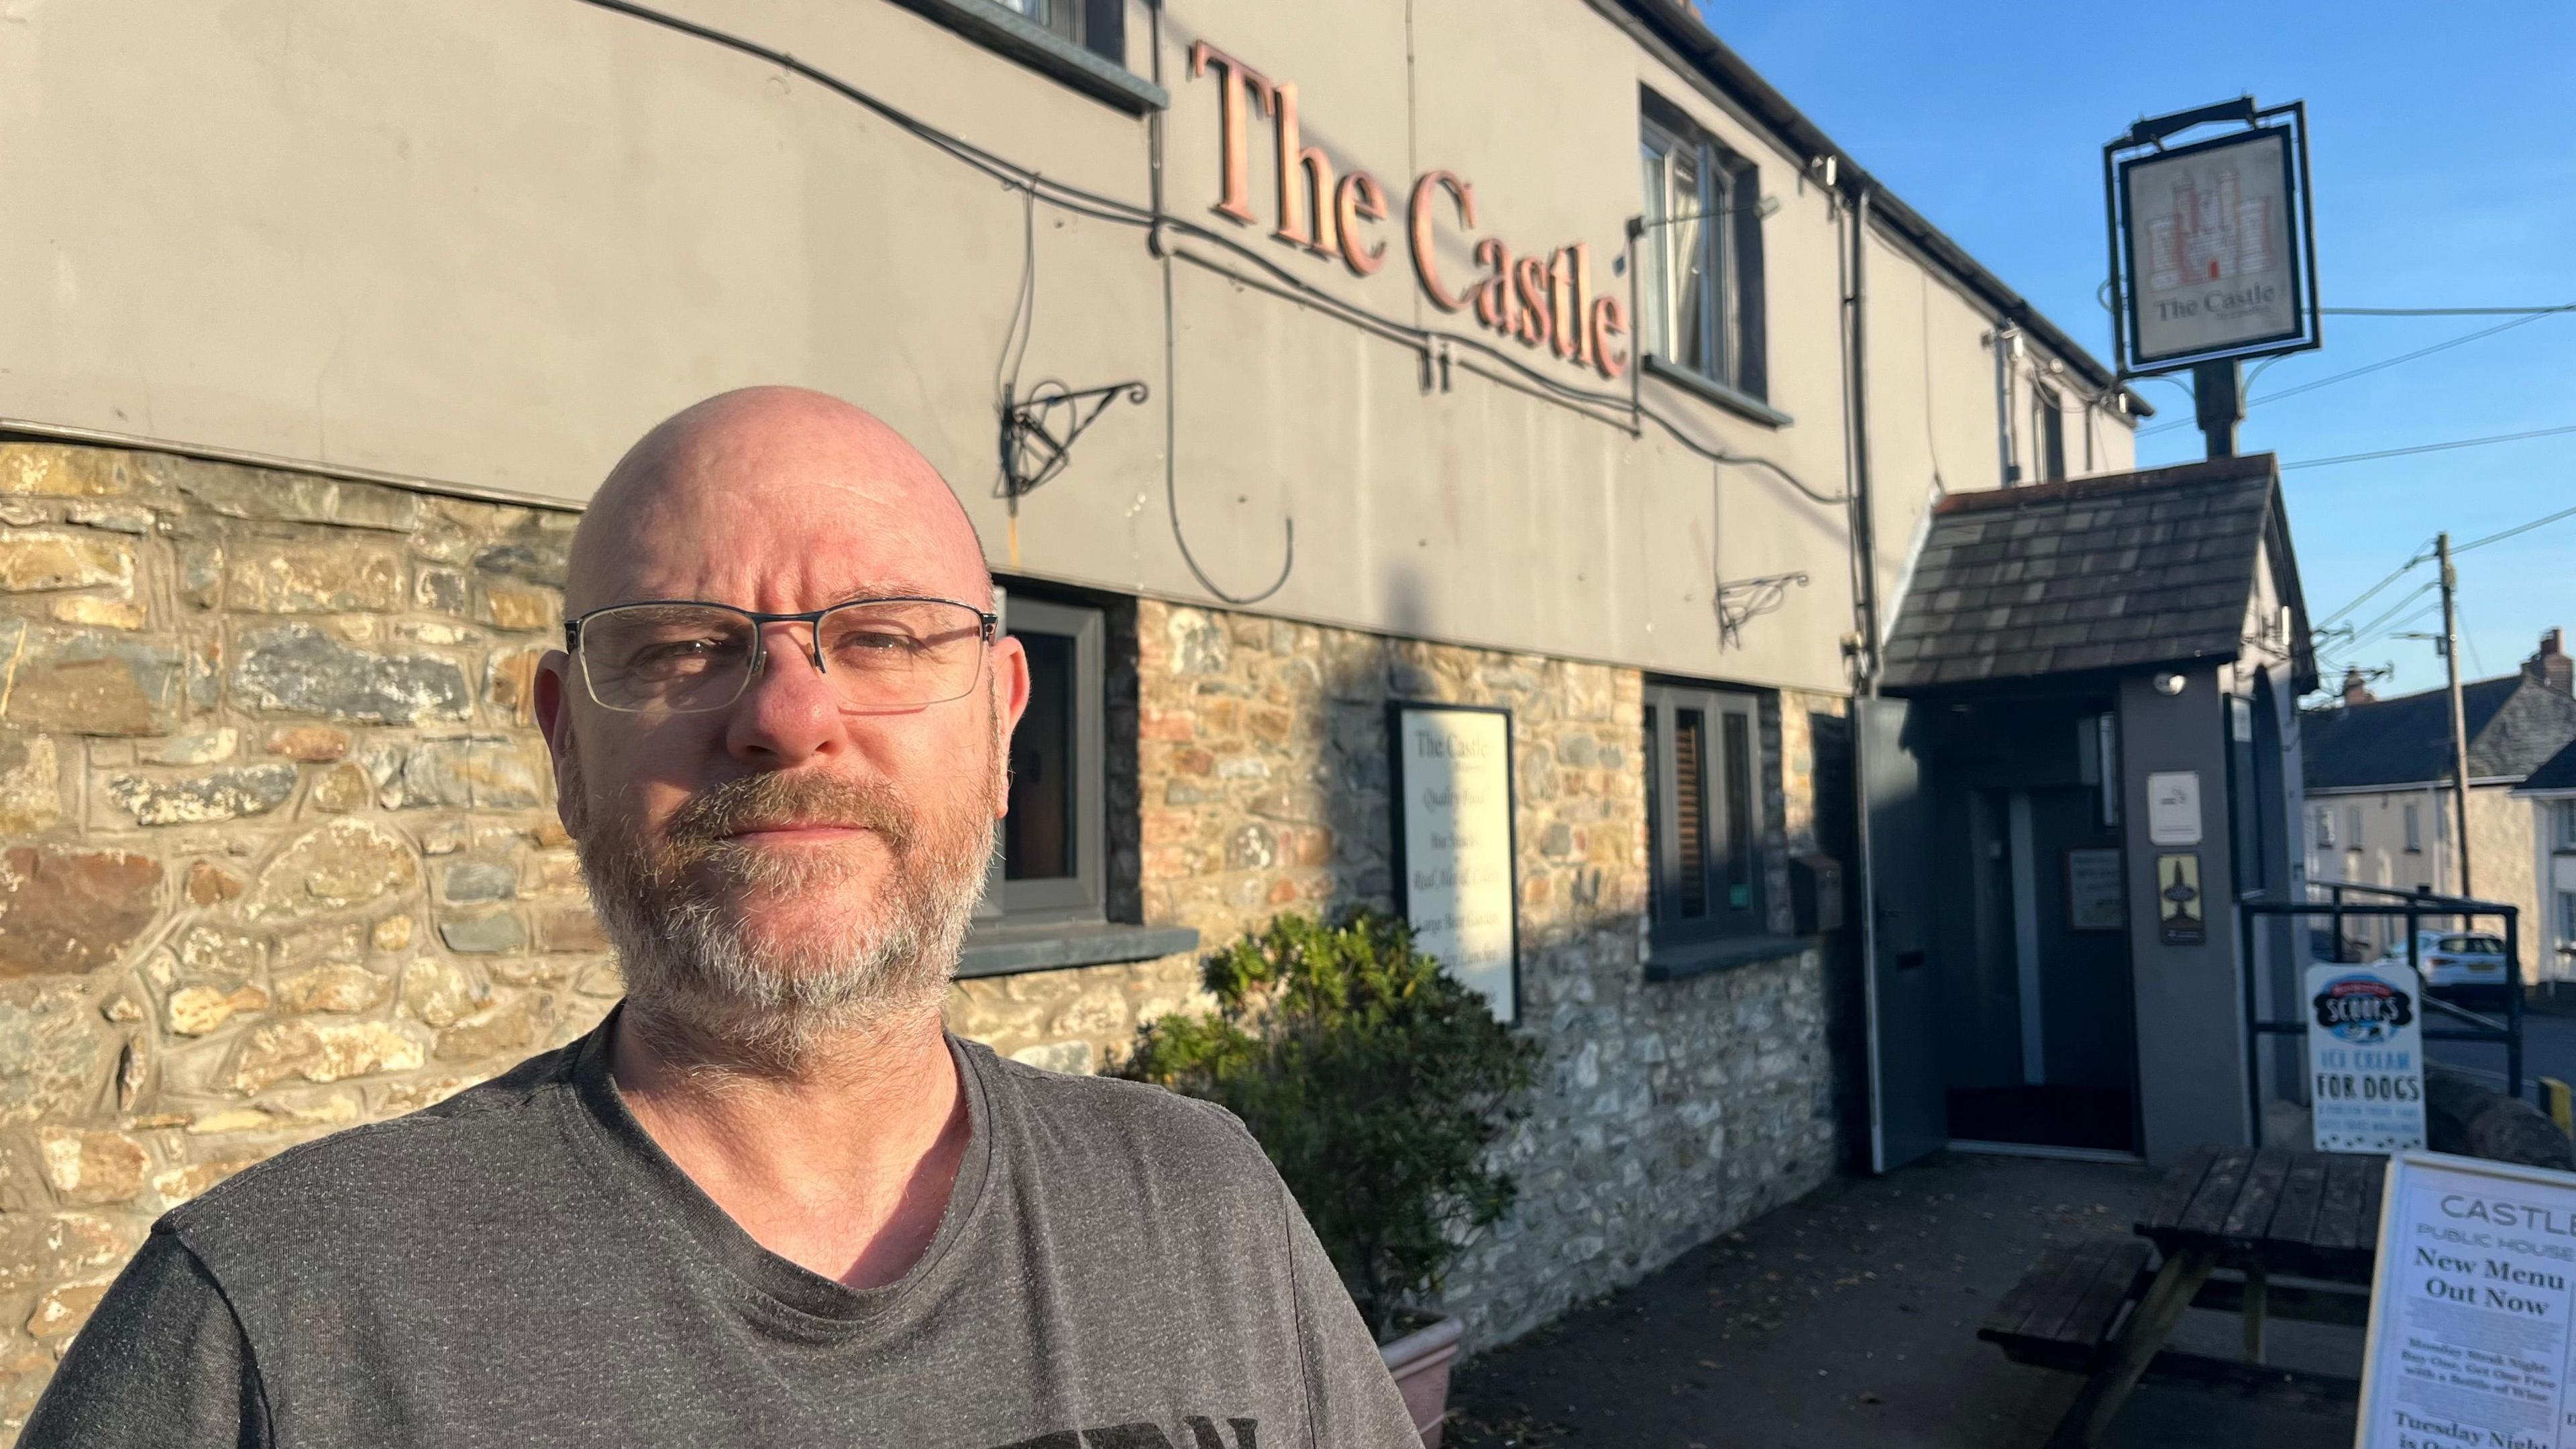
2306, 961, 2427, 1153
2357, 1151, 2576, 1448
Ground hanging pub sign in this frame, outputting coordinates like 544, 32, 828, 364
1387, 703, 1519, 1025
2102, 98, 2320, 376
2356, 1151, 2576, 1449
2306, 961, 2426, 1153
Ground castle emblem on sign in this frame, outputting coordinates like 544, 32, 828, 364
2145, 168, 2276, 289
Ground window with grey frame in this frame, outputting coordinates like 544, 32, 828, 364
2033, 382, 2068, 482
1642, 684, 1764, 951
992, 0, 1125, 64
2557, 800, 2576, 851
977, 592, 1106, 926
1638, 93, 1768, 399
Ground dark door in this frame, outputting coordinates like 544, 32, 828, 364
1862, 698, 1945, 1171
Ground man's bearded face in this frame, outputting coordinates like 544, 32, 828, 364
564, 708, 1000, 1068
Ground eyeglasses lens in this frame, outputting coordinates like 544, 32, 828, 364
580, 601, 985, 713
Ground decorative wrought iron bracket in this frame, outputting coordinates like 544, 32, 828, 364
1715, 570, 1810, 649
999, 379, 1150, 504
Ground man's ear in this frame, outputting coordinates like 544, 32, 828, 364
989, 635, 1031, 821
533, 649, 582, 839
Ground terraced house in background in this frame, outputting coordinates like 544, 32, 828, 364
2302, 634, 2576, 973
0, 0, 2346, 1427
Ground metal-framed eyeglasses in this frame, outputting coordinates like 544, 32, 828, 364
562, 596, 1000, 715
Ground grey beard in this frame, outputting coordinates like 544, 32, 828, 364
564, 722, 999, 1075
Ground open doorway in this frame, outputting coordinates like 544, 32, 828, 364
1923, 698, 2142, 1157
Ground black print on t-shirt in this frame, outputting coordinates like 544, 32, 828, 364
990, 1415, 1256, 1449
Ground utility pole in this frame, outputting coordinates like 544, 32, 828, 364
2438, 532, 2474, 897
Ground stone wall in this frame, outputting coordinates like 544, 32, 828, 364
945, 599, 1847, 1346
0, 441, 1852, 1428
0, 442, 614, 1436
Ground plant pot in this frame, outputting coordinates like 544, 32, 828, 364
1379, 1313, 1465, 1448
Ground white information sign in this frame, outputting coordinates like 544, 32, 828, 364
1393, 706, 1517, 1025
2147, 771, 2203, 846
2307, 961, 2427, 1154
2123, 127, 2302, 365
2358, 1151, 2576, 1449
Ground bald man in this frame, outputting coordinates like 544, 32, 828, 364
25, 389, 1419, 1448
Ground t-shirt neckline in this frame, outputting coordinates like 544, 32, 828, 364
553, 1003, 998, 1340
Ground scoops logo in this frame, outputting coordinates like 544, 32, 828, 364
2312, 975, 2414, 1044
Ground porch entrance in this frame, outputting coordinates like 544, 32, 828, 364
1866, 694, 2143, 1165
1941, 781, 2137, 1152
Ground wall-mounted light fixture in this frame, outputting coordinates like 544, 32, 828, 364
2153, 672, 2188, 696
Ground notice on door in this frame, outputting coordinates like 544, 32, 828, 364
2358, 1151, 2576, 1449
1391, 704, 1518, 1024
2307, 961, 2426, 1154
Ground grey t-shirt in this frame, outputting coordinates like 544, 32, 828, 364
23, 1009, 1419, 1448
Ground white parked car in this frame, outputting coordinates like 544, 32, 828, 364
2377, 930, 2515, 1005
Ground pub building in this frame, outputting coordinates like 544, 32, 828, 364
0, 0, 2310, 1387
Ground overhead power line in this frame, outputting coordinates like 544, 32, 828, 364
2322, 304, 2576, 317
2139, 310, 2560, 437
2282, 423, 2576, 471
2309, 496, 2576, 658
2313, 551, 2429, 630
2453, 498, 2576, 557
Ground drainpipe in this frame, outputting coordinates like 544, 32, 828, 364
1992, 324, 2020, 487
1849, 183, 1881, 678
1845, 178, 1889, 1170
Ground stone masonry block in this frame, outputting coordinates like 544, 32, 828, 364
105, 764, 297, 826
0, 847, 161, 979
0, 531, 131, 594
223, 540, 404, 613
232, 624, 471, 724
0, 625, 182, 736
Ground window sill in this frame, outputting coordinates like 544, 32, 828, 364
1642, 356, 1793, 429
957, 920, 1199, 979
1643, 933, 1815, 983
886, 0, 1169, 113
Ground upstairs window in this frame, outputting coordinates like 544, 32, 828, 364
1639, 93, 1767, 400
2557, 800, 2576, 851
2404, 802, 2422, 852
2033, 383, 2068, 482
994, 0, 1124, 65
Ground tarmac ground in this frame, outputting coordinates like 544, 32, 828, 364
1444, 1152, 2363, 1449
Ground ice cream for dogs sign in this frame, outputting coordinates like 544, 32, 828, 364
2359, 1152, 2576, 1449
2308, 961, 2426, 1154
1391, 705, 1518, 1024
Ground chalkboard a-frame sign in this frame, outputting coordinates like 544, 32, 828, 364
1387, 702, 1521, 1026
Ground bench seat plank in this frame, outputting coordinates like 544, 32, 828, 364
1979, 1238, 2154, 1372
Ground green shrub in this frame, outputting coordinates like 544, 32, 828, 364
1114, 910, 1540, 1341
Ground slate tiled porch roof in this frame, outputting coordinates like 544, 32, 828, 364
1880, 454, 2307, 693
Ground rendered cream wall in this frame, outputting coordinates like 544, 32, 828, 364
0, 0, 2132, 696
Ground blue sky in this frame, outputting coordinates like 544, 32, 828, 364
1699, 1, 2576, 699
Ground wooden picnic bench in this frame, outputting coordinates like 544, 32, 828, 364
1980, 1146, 2384, 1448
